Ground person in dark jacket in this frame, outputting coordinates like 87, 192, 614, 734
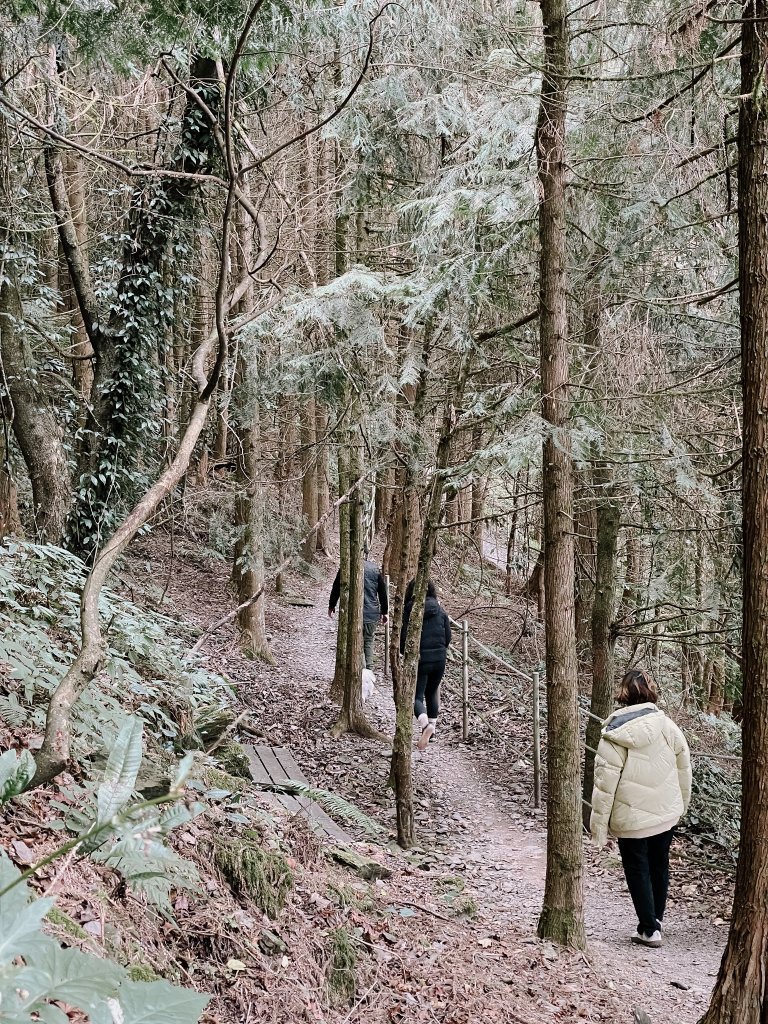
328, 554, 389, 671
400, 580, 451, 749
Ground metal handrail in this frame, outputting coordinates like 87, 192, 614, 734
447, 615, 533, 683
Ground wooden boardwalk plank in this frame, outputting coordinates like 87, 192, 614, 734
242, 743, 354, 845
273, 746, 310, 785
257, 745, 290, 782
243, 746, 273, 786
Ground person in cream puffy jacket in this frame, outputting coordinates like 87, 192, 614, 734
590, 669, 691, 949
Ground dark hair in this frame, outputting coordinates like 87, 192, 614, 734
616, 669, 658, 707
403, 578, 436, 604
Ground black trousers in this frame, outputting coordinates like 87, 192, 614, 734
617, 828, 675, 936
414, 660, 445, 720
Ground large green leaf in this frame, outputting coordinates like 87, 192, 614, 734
0, 901, 54, 965
0, 855, 53, 966
0, 850, 30, 915
118, 980, 210, 1024
14, 944, 123, 1013
35, 1004, 70, 1024
97, 717, 144, 824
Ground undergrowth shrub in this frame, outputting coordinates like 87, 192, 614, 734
0, 541, 232, 761
0, 851, 210, 1024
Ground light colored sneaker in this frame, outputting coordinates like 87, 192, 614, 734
418, 721, 436, 751
631, 930, 662, 948
416, 713, 429, 730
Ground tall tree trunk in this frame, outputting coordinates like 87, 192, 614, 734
232, 396, 273, 663
300, 398, 319, 561
0, 431, 21, 540
535, 0, 585, 949
0, 279, 70, 543
58, 150, 94, 407
331, 415, 378, 739
582, 468, 620, 827
330, 435, 351, 701
230, 191, 272, 662
706, 652, 725, 717
315, 402, 330, 553
273, 397, 295, 595
391, 373, 465, 847
699, 6, 768, 1017
470, 424, 486, 551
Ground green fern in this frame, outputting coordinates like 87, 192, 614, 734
263, 780, 385, 839
0, 693, 28, 728
0, 749, 36, 803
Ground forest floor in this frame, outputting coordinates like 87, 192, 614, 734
129, 528, 732, 1024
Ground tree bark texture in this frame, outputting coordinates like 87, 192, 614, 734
535, 0, 586, 949
314, 402, 330, 553
391, 391, 457, 847
0, 430, 21, 539
231, 196, 272, 662
330, 437, 351, 701
232, 397, 273, 663
331, 416, 378, 739
300, 398, 319, 561
582, 468, 620, 826
0, 279, 71, 543
700, 5, 768, 1018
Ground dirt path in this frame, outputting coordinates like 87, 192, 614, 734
299, 581, 723, 1024
151, 544, 725, 1024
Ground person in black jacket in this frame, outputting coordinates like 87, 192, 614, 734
328, 553, 389, 671
400, 580, 451, 750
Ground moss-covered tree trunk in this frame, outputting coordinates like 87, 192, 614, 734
47, 56, 221, 555
0, 431, 21, 540
535, 0, 585, 950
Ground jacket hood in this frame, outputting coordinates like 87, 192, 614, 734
602, 703, 665, 750
423, 596, 441, 618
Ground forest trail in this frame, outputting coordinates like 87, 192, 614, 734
164, 549, 727, 1024
293, 576, 724, 1024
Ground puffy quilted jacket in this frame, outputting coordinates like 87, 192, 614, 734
589, 702, 692, 848
400, 597, 452, 665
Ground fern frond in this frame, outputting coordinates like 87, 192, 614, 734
263, 780, 385, 839
0, 694, 28, 728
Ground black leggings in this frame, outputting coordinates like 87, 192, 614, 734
414, 660, 445, 720
617, 829, 675, 935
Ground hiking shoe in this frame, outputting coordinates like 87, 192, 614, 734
631, 930, 662, 948
417, 722, 436, 751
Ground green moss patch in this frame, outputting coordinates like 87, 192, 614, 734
213, 837, 293, 918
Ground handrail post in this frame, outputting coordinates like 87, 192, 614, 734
532, 668, 541, 809
462, 619, 469, 741
383, 574, 390, 679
